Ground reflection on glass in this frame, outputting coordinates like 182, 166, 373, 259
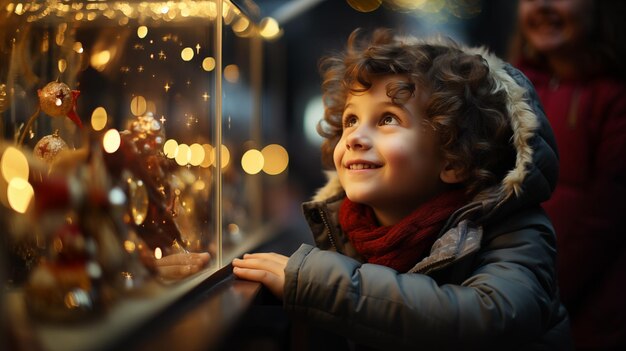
1, 4, 290, 348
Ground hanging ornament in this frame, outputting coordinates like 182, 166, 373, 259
128, 177, 149, 225
38, 81, 83, 128
127, 114, 165, 153
33, 130, 69, 163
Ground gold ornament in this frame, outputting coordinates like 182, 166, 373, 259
37, 81, 82, 127
33, 131, 69, 163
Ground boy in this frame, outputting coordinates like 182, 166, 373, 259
233, 29, 571, 349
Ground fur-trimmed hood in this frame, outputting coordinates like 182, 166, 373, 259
311, 42, 559, 227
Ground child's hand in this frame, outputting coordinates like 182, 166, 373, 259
232, 253, 288, 299
155, 252, 210, 280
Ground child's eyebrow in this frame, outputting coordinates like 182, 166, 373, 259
344, 101, 406, 111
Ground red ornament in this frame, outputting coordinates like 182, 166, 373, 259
38, 81, 82, 128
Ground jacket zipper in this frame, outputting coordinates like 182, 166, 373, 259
411, 255, 456, 274
318, 208, 338, 251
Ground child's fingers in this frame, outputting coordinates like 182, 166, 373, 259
232, 256, 284, 275
232, 267, 275, 284
232, 267, 283, 298
232, 255, 286, 299
242, 252, 288, 265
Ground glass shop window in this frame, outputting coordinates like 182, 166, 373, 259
0, 1, 286, 350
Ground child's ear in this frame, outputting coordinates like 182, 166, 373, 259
440, 161, 467, 184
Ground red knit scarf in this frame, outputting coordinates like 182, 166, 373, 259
339, 190, 467, 272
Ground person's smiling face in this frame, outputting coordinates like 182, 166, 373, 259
519, 0, 593, 56
333, 75, 450, 226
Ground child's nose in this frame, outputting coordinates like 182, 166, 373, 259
346, 129, 371, 150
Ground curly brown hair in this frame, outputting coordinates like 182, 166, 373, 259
318, 29, 516, 197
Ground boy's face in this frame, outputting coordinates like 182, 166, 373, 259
334, 75, 449, 225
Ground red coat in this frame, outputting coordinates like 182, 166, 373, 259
519, 63, 626, 348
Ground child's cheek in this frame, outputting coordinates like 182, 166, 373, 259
333, 140, 345, 170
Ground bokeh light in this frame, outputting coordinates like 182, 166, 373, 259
202, 57, 216, 71
137, 26, 148, 38
181, 47, 194, 61
262, 144, 289, 175
163, 139, 178, 158
224, 64, 239, 83
175, 143, 191, 166
211, 145, 230, 168
103, 129, 121, 153
130, 96, 147, 116
200, 144, 214, 168
7, 178, 34, 214
346, 0, 382, 12
1, 146, 29, 183
58, 59, 67, 73
241, 149, 264, 175
91, 106, 108, 131
259, 17, 281, 39
90, 50, 111, 72
189, 143, 205, 166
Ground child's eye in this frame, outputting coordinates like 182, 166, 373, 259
343, 115, 358, 128
379, 114, 399, 126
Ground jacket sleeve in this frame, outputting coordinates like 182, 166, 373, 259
283, 218, 560, 349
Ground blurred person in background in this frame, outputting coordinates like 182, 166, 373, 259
510, 0, 626, 348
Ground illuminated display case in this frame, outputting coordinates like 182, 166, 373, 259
0, 1, 287, 349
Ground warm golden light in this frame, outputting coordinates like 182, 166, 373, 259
259, 17, 281, 39
73, 42, 84, 54
200, 144, 213, 168
103, 129, 121, 153
175, 143, 191, 166
130, 96, 147, 116
90, 50, 111, 72
227, 223, 240, 234
192, 179, 206, 191
137, 26, 148, 38
241, 149, 264, 175
224, 64, 239, 83
124, 240, 136, 252
181, 47, 194, 61
211, 145, 230, 168
347, 0, 382, 12
91, 106, 108, 131
9, 1, 244, 23
202, 57, 216, 71
163, 139, 178, 158
154, 247, 163, 259
58, 59, 67, 73
262, 144, 289, 175
7, 178, 34, 214
129, 179, 148, 225
189, 143, 205, 166
390, 0, 429, 10
1, 146, 29, 183
232, 17, 250, 33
